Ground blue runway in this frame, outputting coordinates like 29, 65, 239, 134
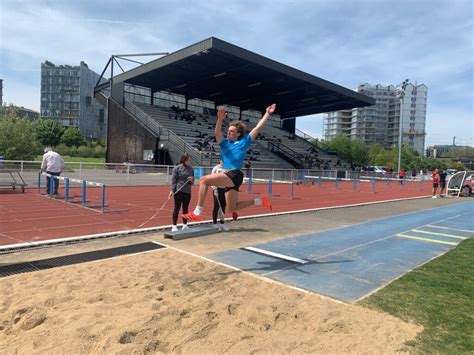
210, 200, 474, 302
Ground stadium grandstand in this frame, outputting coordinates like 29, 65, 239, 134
94, 37, 374, 169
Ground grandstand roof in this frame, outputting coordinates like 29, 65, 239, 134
112, 37, 375, 118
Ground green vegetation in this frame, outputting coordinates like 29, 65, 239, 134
32, 118, 64, 147
0, 108, 40, 160
360, 238, 474, 353
312, 135, 463, 172
60, 127, 86, 147
35, 156, 105, 163
0, 105, 105, 160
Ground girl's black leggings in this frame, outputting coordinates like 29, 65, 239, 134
212, 188, 227, 224
172, 191, 191, 225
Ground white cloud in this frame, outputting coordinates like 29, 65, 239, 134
0, 0, 472, 147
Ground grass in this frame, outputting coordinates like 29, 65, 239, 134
359, 237, 474, 354
35, 156, 105, 163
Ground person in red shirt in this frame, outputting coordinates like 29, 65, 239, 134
398, 169, 405, 185
432, 168, 440, 198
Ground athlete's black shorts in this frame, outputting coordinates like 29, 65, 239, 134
440, 181, 446, 189
433, 183, 439, 188
224, 169, 244, 192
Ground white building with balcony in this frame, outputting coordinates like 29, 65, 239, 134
324, 81, 427, 154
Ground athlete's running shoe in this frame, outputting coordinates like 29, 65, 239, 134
261, 195, 272, 211
181, 212, 202, 221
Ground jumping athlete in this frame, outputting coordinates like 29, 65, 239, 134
182, 104, 276, 221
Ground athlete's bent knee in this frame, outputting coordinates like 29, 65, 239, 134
200, 175, 212, 185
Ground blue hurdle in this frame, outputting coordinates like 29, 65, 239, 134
38, 172, 124, 213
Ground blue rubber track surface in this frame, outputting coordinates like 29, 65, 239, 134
210, 201, 474, 302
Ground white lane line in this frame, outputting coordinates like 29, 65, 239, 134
241, 246, 308, 264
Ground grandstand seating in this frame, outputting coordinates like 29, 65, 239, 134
131, 101, 347, 170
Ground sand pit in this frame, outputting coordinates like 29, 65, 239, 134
0, 247, 421, 354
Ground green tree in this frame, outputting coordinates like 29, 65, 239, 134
351, 140, 369, 165
0, 108, 40, 160
61, 127, 85, 147
367, 144, 384, 165
374, 149, 390, 167
421, 157, 447, 171
32, 119, 64, 147
327, 135, 352, 162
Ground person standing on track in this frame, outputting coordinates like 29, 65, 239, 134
169, 154, 194, 231
40, 147, 64, 196
182, 104, 275, 221
398, 168, 405, 185
432, 168, 440, 198
438, 168, 447, 197
211, 160, 229, 231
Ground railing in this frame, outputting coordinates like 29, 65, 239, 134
94, 81, 110, 95
124, 100, 162, 136
294, 128, 316, 141
124, 101, 204, 165
267, 141, 305, 168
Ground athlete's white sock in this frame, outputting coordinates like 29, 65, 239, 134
193, 206, 203, 215
254, 198, 262, 206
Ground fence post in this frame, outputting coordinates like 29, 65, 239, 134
49, 175, 54, 197
101, 185, 106, 212
247, 173, 253, 194
65, 178, 70, 202
82, 180, 87, 207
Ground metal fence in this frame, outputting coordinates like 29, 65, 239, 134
0, 160, 340, 188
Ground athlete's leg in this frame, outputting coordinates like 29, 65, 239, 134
196, 173, 234, 208
183, 172, 234, 220
226, 190, 272, 213
212, 193, 219, 224
181, 192, 191, 225
172, 192, 184, 225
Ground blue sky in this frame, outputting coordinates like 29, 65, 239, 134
1, 0, 472, 147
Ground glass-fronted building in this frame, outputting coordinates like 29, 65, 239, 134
324, 82, 427, 154
40, 61, 105, 139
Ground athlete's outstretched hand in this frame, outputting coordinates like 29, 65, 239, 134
217, 106, 227, 121
266, 103, 276, 114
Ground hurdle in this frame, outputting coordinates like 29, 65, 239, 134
359, 175, 418, 192
305, 175, 378, 194
39, 172, 127, 213
263, 178, 296, 199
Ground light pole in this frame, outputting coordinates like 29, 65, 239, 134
397, 79, 409, 174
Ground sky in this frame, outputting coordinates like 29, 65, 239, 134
1, 0, 472, 147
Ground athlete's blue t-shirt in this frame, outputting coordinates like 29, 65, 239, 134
219, 134, 252, 169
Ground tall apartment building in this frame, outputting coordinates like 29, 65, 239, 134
40, 61, 105, 139
324, 81, 427, 154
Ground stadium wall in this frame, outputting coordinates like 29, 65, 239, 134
107, 98, 156, 164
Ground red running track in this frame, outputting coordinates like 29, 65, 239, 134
0, 180, 431, 246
